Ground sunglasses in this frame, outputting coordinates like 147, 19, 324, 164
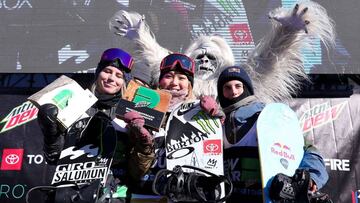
160, 53, 195, 76
100, 48, 134, 73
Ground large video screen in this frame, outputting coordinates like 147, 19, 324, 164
0, 0, 359, 74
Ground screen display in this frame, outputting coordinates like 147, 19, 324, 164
0, 0, 359, 74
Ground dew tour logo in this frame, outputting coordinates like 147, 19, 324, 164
51, 144, 110, 187
271, 142, 295, 169
132, 86, 159, 109
0, 101, 38, 133
299, 101, 347, 133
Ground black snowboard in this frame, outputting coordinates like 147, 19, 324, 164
52, 113, 117, 203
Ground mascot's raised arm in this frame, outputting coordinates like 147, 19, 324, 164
246, 1, 335, 103
109, 0, 335, 102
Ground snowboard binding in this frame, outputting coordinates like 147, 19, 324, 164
152, 165, 233, 203
269, 169, 333, 203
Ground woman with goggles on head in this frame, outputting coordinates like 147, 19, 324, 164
123, 53, 225, 202
36, 48, 155, 203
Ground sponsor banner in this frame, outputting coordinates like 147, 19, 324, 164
0, 94, 55, 203
288, 94, 360, 203
1, 93, 360, 203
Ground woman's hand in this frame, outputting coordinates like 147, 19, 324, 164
124, 111, 145, 127
200, 95, 226, 124
123, 111, 153, 152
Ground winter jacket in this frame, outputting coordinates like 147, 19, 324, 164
222, 96, 329, 201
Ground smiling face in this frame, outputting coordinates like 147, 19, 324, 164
96, 66, 125, 95
222, 80, 244, 100
159, 71, 190, 92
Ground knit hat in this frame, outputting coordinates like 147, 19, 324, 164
217, 65, 254, 107
95, 48, 133, 79
131, 62, 152, 86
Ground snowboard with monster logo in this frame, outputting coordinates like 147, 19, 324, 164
165, 100, 224, 176
256, 103, 304, 203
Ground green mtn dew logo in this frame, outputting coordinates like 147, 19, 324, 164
52, 89, 73, 110
1, 101, 38, 133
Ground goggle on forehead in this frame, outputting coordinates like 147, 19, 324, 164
100, 48, 134, 73
160, 53, 195, 76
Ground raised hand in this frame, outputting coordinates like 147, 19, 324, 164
37, 103, 60, 136
269, 4, 310, 33
200, 95, 226, 124
110, 10, 146, 40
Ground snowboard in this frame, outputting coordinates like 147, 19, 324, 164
165, 100, 224, 176
52, 114, 117, 203
160, 100, 228, 202
256, 103, 304, 203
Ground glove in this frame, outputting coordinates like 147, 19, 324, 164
124, 111, 145, 127
200, 96, 226, 124
123, 111, 153, 152
309, 191, 333, 203
37, 103, 60, 138
37, 103, 64, 164
269, 169, 311, 202
110, 10, 146, 40
268, 3, 310, 33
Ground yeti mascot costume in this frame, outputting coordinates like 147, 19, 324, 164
110, 0, 335, 103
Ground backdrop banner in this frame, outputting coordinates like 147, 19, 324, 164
1, 94, 359, 203
288, 94, 360, 203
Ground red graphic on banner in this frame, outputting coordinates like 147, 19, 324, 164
229, 23, 253, 44
0, 101, 38, 133
300, 101, 347, 133
1, 149, 24, 170
203, 139, 222, 154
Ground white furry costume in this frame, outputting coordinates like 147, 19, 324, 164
110, 1, 335, 103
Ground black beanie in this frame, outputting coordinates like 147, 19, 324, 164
217, 65, 254, 108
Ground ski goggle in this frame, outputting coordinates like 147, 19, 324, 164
100, 48, 134, 73
160, 53, 195, 76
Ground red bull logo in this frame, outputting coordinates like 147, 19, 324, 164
271, 142, 295, 160
0, 101, 38, 133
299, 101, 347, 133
